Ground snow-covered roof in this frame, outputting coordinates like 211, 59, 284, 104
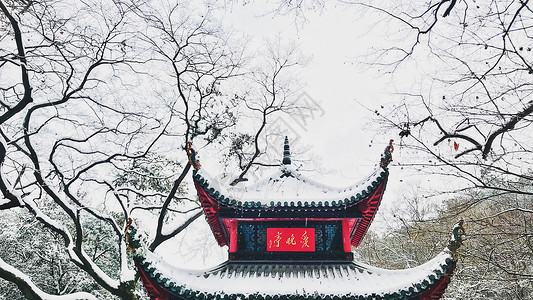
193, 165, 388, 209
191, 137, 393, 209
136, 249, 456, 300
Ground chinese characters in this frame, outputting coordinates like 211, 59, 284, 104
267, 228, 315, 252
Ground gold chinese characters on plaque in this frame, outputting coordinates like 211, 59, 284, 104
266, 228, 315, 252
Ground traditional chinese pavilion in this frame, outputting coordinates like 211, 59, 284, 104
130, 138, 462, 300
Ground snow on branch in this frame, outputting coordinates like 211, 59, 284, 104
23, 199, 122, 291
0, 256, 97, 300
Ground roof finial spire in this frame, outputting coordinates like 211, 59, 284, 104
282, 136, 291, 165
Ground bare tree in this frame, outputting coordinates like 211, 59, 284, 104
226, 0, 326, 25
339, 0, 533, 195
0, 0, 308, 298
0, 0, 142, 297
228, 38, 310, 185
127, 0, 246, 252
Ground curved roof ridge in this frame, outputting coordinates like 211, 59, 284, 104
240, 164, 383, 193
355, 247, 453, 276
194, 163, 387, 204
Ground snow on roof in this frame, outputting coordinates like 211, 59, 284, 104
138, 248, 455, 299
194, 164, 388, 206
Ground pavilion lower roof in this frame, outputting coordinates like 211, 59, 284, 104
136, 249, 456, 300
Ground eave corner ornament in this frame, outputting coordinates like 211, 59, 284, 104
380, 139, 394, 168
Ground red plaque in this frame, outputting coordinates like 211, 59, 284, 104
266, 228, 315, 252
